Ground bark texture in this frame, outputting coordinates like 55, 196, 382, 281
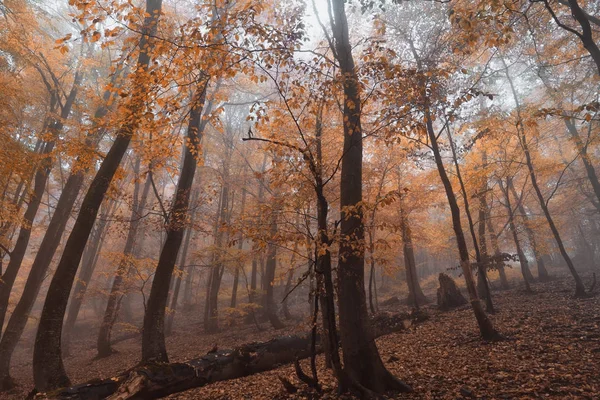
142, 79, 208, 363
32, 1, 163, 390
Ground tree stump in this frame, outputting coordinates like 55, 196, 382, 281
437, 273, 467, 311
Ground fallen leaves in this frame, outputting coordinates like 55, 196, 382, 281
2, 276, 599, 399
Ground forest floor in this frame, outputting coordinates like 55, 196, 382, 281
2, 274, 600, 399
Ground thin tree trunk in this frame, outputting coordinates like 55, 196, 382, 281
485, 207, 510, 289
425, 109, 500, 341
446, 124, 494, 313
245, 156, 268, 321
204, 183, 228, 333
500, 178, 533, 292
0, 72, 82, 331
263, 210, 284, 330
503, 58, 586, 296
399, 197, 428, 308
315, 191, 343, 377
97, 162, 152, 357
32, 2, 163, 390
141, 78, 208, 363
230, 188, 247, 309
508, 181, 550, 281
281, 248, 296, 320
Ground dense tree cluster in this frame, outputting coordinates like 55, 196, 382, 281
0, 0, 598, 397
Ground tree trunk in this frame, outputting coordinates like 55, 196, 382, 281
263, 210, 285, 330
564, 0, 600, 75
142, 79, 208, 363
399, 195, 428, 308
503, 57, 585, 296
281, 254, 295, 320
32, 1, 163, 390
522, 134, 585, 295
0, 72, 82, 331
485, 207, 510, 289
230, 188, 247, 309
329, 0, 412, 394
564, 118, 600, 211
508, 180, 550, 281
245, 156, 268, 323
437, 273, 468, 310
368, 243, 377, 314
97, 163, 152, 358
425, 109, 500, 341
62, 199, 116, 353
1, 195, 113, 389
204, 183, 228, 333
500, 179, 533, 292
446, 125, 494, 313
165, 190, 197, 336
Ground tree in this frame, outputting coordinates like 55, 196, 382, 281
142, 77, 209, 362
97, 157, 152, 357
32, 0, 164, 390
0, 68, 82, 331
326, 0, 412, 394
502, 57, 587, 297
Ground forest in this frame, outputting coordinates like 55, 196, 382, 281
0, 0, 599, 398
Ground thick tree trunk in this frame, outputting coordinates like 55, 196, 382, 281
0, 191, 112, 390
500, 179, 533, 292
0, 72, 81, 331
565, 0, 600, 74
32, 2, 163, 390
508, 181, 550, 281
97, 165, 152, 357
142, 79, 208, 363
425, 110, 500, 341
329, 0, 411, 394
165, 200, 196, 335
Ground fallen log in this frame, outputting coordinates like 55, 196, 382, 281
35, 311, 424, 400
